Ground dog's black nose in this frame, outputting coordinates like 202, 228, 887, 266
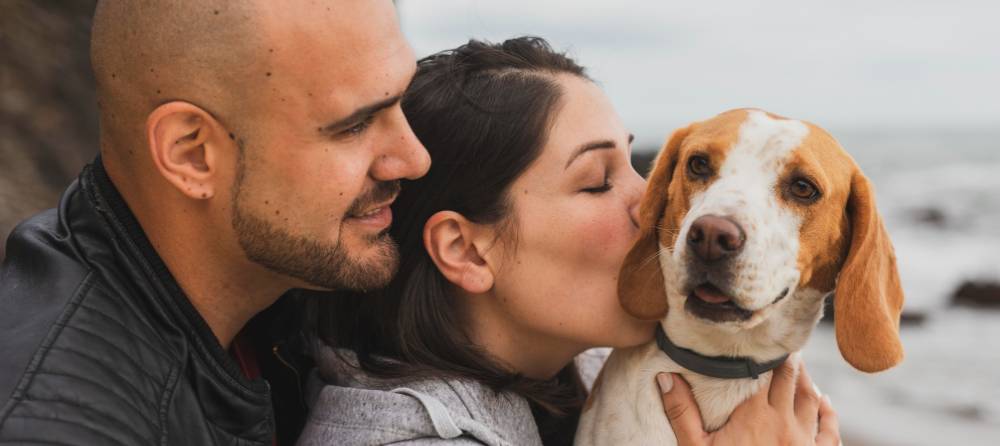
688, 215, 745, 262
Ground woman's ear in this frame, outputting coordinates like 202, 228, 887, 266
146, 101, 232, 200
424, 211, 495, 294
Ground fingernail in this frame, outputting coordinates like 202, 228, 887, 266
657, 373, 674, 394
823, 394, 832, 405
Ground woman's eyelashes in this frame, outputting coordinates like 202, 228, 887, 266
581, 172, 613, 194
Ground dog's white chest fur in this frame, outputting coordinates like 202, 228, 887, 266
575, 342, 773, 446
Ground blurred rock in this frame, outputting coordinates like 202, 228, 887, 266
820, 295, 927, 326
899, 312, 928, 325
821, 295, 835, 323
0, 1, 99, 261
951, 280, 1000, 308
909, 206, 948, 228
631, 150, 657, 176
947, 404, 985, 422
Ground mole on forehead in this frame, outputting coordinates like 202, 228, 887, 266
726, 110, 810, 167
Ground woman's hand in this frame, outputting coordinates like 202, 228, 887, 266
656, 358, 840, 446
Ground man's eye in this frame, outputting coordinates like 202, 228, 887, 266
343, 116, 374, 136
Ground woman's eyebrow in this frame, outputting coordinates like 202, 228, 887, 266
565, 133, 634, 170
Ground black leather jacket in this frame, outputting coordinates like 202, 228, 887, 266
0, 159, 308, 445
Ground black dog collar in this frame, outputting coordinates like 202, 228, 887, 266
655, 324, 789, 380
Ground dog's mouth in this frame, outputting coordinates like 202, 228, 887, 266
684, 283, 790, 323
685, 283, 752, 322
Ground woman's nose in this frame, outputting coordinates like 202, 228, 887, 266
625, 168, 646, 228
628, 199, 641, 228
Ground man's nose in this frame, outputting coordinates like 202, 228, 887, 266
372, 109, 431, 181
687, 215, 745, 262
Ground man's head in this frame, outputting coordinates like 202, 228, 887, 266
90, 0, 430, 292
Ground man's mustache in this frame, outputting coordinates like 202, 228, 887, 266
346, 181, 401, 216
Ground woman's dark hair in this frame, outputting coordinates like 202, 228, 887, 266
316, 36, 590, 444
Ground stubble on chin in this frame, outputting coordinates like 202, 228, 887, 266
232, 203, 399, 291
228, 142, 399, 292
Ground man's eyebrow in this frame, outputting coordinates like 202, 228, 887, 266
565, 133, 634, 170
319, 94, 402, 134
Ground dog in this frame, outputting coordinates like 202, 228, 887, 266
575, 109, 904, 445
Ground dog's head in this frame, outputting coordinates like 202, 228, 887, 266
620, 109, 904, 373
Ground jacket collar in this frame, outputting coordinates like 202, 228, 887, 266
84, 156, 270, 395
655, 324, 788, 380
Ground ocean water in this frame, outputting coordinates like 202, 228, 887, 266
803, 128, 1000, 445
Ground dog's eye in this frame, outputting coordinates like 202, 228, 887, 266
687, 155, 712, 178
789, 178, 820, 202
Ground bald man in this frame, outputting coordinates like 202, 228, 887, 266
0, 1, 429, 444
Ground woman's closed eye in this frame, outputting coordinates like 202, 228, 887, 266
581, 173, 613, 194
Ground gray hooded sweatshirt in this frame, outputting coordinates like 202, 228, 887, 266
296, 346, 544, 446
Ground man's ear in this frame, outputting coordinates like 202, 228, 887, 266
423, 211, 495, 294
146, 101, 231, 200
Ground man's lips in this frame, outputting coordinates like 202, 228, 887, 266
348, 204, 391, 218
347, 194, 397, 218
346, 199, 395, 228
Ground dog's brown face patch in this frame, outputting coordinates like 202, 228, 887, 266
780, 125, 855, 292
657, 110, 749, 250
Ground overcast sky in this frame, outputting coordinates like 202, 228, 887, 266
398, 0, 1000, 148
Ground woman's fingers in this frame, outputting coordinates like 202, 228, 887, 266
767, 355, 800, 410
815, 395, 841, 446
658, 373, 708, 446
737, 373, 771, 410
654, 360, 841, 446
793, 365, 822, 431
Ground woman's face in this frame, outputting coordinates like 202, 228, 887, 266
487, 75, 655, 355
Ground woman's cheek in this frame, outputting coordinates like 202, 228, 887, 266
572, 209, 635, 263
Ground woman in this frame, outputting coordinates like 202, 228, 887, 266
299, 37, 838, 446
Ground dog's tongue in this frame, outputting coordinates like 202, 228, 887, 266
694, 285, 732, 304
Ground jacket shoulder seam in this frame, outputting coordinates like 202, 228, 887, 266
0, 271, 97, 425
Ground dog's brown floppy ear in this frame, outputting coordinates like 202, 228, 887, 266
834, 171, 905, 372
618, 126, 689, 320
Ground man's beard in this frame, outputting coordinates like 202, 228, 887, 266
230, 153, 400, 292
